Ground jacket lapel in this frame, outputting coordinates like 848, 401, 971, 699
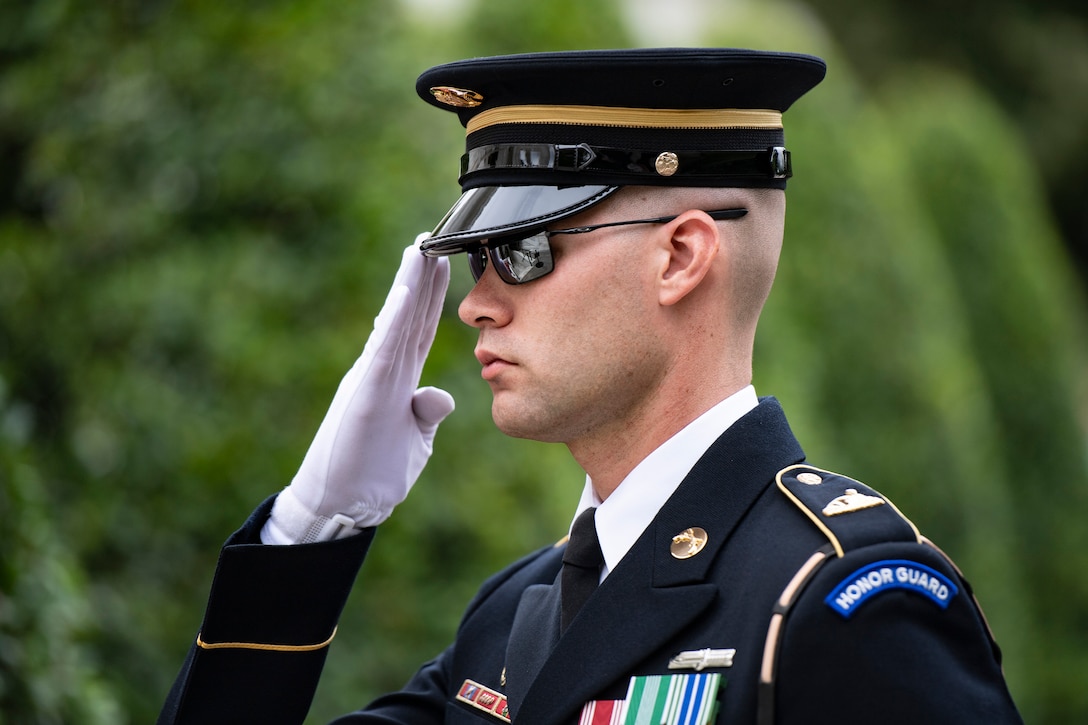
504, 573, 563, 711
508, 398, 805, 724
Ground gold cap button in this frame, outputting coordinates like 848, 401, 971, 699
655, 151, 679, 176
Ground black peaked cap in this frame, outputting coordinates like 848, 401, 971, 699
416, 48, 826, 256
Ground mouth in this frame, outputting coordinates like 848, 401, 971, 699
475, 348, 514, 381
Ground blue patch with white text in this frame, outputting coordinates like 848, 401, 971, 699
825, 560, 958, 619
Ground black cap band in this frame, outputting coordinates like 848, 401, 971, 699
461, 144, 792, 184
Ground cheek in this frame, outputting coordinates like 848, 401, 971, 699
531, 240, 659, 367
548, 278, 651, 369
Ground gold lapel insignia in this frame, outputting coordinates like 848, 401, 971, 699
668, 647, 736, 670
822, 488, 885, 517
670, 527, 709, 559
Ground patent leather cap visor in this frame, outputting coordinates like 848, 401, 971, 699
421, 184, 618, 257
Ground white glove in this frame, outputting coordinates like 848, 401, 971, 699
261, 235, 454, 544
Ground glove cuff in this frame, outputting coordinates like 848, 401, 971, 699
260, 486, 361, 545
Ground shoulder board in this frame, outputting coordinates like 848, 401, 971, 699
776, 463, 921, 557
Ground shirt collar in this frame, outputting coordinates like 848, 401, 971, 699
572, 385, 759, 578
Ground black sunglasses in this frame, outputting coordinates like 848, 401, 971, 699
467, 208, 749, 285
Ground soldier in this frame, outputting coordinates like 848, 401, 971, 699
159, 48, 1022, 724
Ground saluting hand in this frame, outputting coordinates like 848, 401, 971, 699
262, 234, 454, 544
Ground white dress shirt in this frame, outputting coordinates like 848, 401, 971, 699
571, 385, 759, 580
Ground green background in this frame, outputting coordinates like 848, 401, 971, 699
1, 1, 1085, 722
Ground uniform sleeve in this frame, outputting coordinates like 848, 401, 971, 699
769, 540, 1022, 725
158, 497, 377, 725
159, 496, 560, 725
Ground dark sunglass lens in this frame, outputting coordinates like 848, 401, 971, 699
468, 247, 488, 282
492, 234, 553, 284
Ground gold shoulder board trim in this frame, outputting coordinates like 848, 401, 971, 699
196, 626, 337, 652
775, 464, 923, 558
776, 464, 845, 557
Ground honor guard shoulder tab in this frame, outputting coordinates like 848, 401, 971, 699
775, 464, 922, 558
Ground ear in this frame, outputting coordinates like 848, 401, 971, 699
656, 210, 720, 306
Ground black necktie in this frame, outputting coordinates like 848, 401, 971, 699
561, 507, 603, 632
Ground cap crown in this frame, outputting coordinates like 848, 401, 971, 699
417, 48, 826, 190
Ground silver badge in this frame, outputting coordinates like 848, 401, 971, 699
668, 648, 736, 671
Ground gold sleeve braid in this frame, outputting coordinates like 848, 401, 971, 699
196, 626, 337, 652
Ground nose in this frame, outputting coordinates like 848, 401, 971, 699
458, 260, 512, 329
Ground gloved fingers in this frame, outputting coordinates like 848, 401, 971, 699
362, 251, 447, 392
412, 386, 455, 426
408, 230, 442, 323
389, 238, 446, 352
371, 241, 435, 364
389, 240, 427, 291
370, 283, 416, 373
380, 254, 446, 384
366, 244, 424, 360
412, 255, 449, 358
408, 257, 435, 337
375, 245, 431, 359
370, 282, 411, 348
325, 283, 408, 403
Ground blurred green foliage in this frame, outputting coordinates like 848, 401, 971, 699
0, 1, 1085, 723
801, 0, 1088, 277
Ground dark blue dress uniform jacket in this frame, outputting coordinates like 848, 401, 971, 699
158, 398, 1022, 724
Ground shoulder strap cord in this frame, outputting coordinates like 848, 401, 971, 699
756, 544, 834, 725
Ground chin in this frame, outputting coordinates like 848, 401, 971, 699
490, 403, 563, 443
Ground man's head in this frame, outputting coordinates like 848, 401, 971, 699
454, 183, 784, 447
416, 48, 822, 475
